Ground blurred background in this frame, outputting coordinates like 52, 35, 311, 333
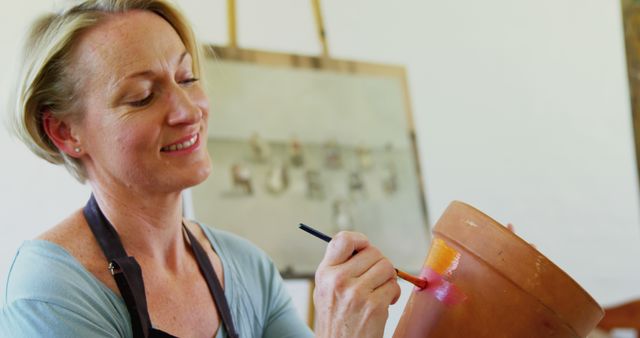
1, 0, 639, 336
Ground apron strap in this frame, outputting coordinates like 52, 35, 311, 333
110, 257, 155, 338
83, 194, 128, 260
83, 194, 238, 338
184, 225, 239, 338
84, 195, 153, 338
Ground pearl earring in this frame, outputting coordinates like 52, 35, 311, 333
74, 147, 81, 153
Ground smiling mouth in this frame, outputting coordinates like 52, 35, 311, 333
161, 133, 198, 152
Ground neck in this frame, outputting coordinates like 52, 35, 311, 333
89, 181, 189, 272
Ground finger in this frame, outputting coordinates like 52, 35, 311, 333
337, 245, 385, 278
372, 277, 402, 306
321, 231, 370, 266
390, 279, 402, 304
357, 257, 397, 292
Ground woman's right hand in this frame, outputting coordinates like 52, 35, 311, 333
313, 231, 401, 338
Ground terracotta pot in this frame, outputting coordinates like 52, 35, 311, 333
393, 201, 603, 338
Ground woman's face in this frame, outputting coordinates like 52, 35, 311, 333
71, 10, 211, 194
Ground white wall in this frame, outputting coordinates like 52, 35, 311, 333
1, 0, 639, 332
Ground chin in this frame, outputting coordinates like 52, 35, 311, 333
146, 154, 212, 193
184, 157, 212, 188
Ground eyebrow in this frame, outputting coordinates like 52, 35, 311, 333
120, 51, 190, 82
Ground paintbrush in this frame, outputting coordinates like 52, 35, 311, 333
299, 223, 428, 289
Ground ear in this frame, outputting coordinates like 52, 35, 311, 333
42, 110, 83, 158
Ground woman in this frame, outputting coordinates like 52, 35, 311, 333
0, 1, 401, 337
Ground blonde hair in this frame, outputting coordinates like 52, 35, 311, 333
11, 0, 202, 182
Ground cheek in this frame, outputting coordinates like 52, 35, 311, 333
100, 120, 159, 159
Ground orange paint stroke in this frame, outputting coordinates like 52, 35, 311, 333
425, 238, 461, 276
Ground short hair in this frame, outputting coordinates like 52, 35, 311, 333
10, 0, 202, 182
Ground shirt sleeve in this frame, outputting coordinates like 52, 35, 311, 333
1, 299, 122, 338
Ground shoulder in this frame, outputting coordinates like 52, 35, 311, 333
198, 223, 281, 290
4, 240, 89, 304
204, 226, 264, 253
8, 210, 108, 307
198, 224, 272, 268
2, 240, 130, 337
35, 210, 119, 294
197, 223, 279, 304
36, 209, 100, 262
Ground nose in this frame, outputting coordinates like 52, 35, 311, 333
165, 83, 203, 126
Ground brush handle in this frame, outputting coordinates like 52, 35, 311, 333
299, 223, 332, 242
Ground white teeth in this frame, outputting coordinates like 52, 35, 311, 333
162, 134, 198, 152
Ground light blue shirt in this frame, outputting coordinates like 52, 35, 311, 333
1, 224, 314, 338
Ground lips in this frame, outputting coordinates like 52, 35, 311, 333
161, 133, 198, 152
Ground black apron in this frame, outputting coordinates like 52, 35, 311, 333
83, 195, 239, 338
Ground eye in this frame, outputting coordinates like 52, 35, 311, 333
129, 92, 154, 107
180, 77, 199, 86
